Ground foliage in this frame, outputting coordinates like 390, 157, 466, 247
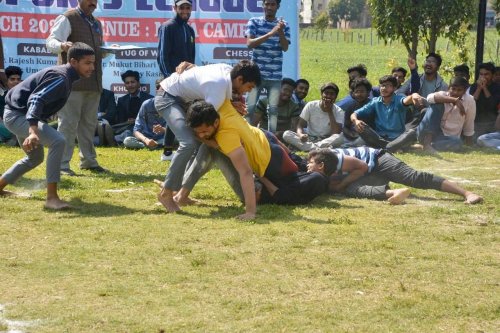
493, 0, 500, 33
314, 11, 330, 34
367, 0, 478, 60
328, 0, 366, 26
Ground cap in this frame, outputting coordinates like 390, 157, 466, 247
320, 82, 338, 93
175, 0, 192, 6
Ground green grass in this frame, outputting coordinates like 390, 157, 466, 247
0, 28, 499, 332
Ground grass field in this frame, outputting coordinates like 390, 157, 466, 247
0, 29, 499, 332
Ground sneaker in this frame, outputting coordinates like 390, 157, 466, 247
60, 168, 76, 176
82, 165, 108, 173
161, 152, 173, 161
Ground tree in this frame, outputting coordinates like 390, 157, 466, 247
493, 0, 500, 33
314, 11, 330, 38
368, 0, 477, 60
328, 0, 366, 26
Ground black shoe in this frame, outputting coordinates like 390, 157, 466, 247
82, 165, 108, 173
60, 168, 76, 176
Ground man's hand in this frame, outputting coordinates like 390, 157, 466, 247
411, 93, 426, 109
354, 119, 366, 133
454, 99, 466, 116
61, 41, 73, 52
22, 131, 40, 153
299, 133, 309, 142
231, 100, 247, 116
176, 61, 195, 74
153, 124, 166, 134
407, 57, 417, 70
476, 77, 486, 90
144, 138, 158, 148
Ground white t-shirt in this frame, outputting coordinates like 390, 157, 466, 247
160, 63, 233, 110
300, 100, 345, 137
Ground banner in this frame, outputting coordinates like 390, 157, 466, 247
0, 0, 299, 96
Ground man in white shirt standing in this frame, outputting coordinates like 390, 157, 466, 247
46, 0, 106, 175
283, 82, 344, 151
417, 77, 476, 152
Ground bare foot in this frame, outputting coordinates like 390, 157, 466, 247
0, 189, 17, 196
157, 192, 181, 213
44, 198, 71, 210
153, 179, 164, 188
173, 193, 199, 206
387, 188, 411, 205
464, 192, 483, 204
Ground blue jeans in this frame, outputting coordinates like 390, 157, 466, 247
246, 79, 281, 132
417, 105, 463, 152
155, 91, 199, 191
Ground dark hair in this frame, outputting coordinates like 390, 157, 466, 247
296, 78, 309, 87
67, 42, 95, 61
320, 82, 339, 95
186, 100, 220, 128
281, 77, 296, 88
155, 78, 163, 90
449, 76, 469, 89
453, 64, 470, 75
5, 66, 23, 78
263, 0, 281, 5
391, 67, 407, 77
495, 66, 500, 73
478, 62, 496, 74
121, 70, 140, 82
379, 75, 398, 87
426, 52, 443, 67
230, 60, 261, 86
308, 149, 337, 177
350, 77, 372, 92
347, 64, 367, 77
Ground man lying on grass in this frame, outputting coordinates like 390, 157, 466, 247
313, 147, 482, 205
0, 42, 96, 209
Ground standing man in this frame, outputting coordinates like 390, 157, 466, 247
157, 0, 196, 161
245, 0, 290, 133
46, 0, 106, 175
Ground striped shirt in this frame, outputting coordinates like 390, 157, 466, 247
245, 16, 290, 81
331, 146, 381, 175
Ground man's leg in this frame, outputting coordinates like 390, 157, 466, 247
415, 105, 444, 152
432, 135, 463, 152
58, 91, 83, 171
78, 91, 101, 169
245, 84, 262, 124
282, 130, 316, 151
155, 92, 199, 212
315, 133, 344, 148
266, 80, 281, 133
123, 136, 146, 149
386, 129, 417, 152
477, 131, 500, 149
358, 126, 390, 148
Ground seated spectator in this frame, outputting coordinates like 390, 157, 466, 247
494, 66, 500, 84
319, 147, 482, 205
253, 78, 299, 140
399, 53, 448, 98
417, 77, 475, 152
341, 78, 373, 147
123, 97, 167, 150
291, 78, 309, 111
0, 66, 23, 145
95, 88, 117, 146
470, 62, 500, 138
338, 64, 380, 109
477, 109, 500, 150
453, 64, 471, 84
114, 70, 153, 143
283, 82, 344, 151
391, 66, 407, 89
350, 75, 425, 152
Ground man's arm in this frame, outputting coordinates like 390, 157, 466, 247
157, 24, 173, 77
330, 156, 368, 192
246, 20, 289, 50
46, 15, 72, 54
403, 93, 426, 108
296, 117, 309, 141
328, 108, 342, 134
227, 147, 257, 220
408, 57, 420, 94
0, 33, 6, 87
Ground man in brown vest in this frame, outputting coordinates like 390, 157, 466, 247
46, 0, 106, 175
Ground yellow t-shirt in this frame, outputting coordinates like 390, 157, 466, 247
216, 99, 271, 177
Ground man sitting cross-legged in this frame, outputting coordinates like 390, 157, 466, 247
175, 100, 300, 220
417, 77, 476, 153
282, 82, 344, 151
313, 147, 482, 205
351, 75, 426, 152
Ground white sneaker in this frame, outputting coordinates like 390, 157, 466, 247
161, 153, 173, 161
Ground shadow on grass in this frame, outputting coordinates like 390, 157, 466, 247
61, 198, 158, 217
